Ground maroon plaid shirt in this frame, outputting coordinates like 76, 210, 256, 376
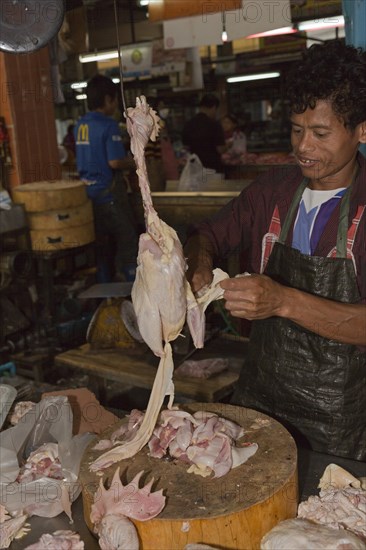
191, 153, 366, 301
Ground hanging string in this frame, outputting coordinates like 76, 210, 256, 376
113, 0, 129, 119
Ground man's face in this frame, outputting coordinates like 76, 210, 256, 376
290, 100, 362, 189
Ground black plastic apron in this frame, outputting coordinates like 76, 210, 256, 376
232, 179, 366, 460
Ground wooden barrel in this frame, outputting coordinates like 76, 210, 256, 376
12, 180, 87, 212
80, 403, 298, 549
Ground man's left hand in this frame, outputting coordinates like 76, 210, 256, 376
220, 274, 286, 320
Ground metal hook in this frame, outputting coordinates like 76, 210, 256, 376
113, 0, 130, 121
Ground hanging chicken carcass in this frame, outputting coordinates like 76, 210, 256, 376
90, 97, 227, 472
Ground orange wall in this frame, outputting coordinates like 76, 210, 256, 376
0, 47, 61, 190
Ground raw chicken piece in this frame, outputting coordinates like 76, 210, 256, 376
111, 409, 144, 443
174, 358, 229, 379
97, 515, 139, 550
318, 463, 361, 490
260, 518, 366, 549
17, 443, 63, 483
92, 439, 113, 451
0, 513, 28, 549
9, 402, 35, 425
0, 505, 10, 524
24, 530, 84, 549
186, 268, 229, 348
298, 487, 366, 539
186, 270, 250, 348
92, 410, 145, 451
90, 468, 165, 550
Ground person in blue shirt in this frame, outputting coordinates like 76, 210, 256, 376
75, 74, 138, 282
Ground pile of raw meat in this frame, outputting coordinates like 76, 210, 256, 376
93, 408, 258, 479
0, 396, 93, 548
261, 464, 366, 549
16, 443, 64, 484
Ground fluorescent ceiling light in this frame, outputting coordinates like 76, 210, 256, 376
246, 16, 344, 39
298, 15, 344, 31
76, 94, 87, 100
139, 0, 149, 5
70, 81, 87, 89
227, 72, 280, 83
79, 51, 118, 63
247, 26, 295, 39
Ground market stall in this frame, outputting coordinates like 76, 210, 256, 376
1, 1, 365, 549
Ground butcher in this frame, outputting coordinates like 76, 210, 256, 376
184, 40, 366, 460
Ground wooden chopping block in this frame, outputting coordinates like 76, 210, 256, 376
27, 201, 93, 230
30, 221, 95, 251
80, 403, 298, 550
12, 180, 87, 212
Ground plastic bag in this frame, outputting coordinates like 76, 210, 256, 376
0, 396, 93, 520
178, 154, 204, 191
231, 131, 247, 155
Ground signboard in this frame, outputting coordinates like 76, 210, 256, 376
119, 43, 152, 78
151, 39, 203, 90
163, 0, 292, 49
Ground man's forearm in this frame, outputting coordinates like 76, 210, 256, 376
184, 233, 215, 271
184, 233, 217, 291
280, 287, 366, 346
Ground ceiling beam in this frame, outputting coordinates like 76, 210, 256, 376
148, 0, 241, 22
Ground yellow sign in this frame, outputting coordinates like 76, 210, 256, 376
77, 124, 89, 143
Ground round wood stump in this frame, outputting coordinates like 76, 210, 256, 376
12, 180, 87, 212
80, 403, 298, 549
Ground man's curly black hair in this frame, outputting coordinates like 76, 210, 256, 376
286, 40, 366, 130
